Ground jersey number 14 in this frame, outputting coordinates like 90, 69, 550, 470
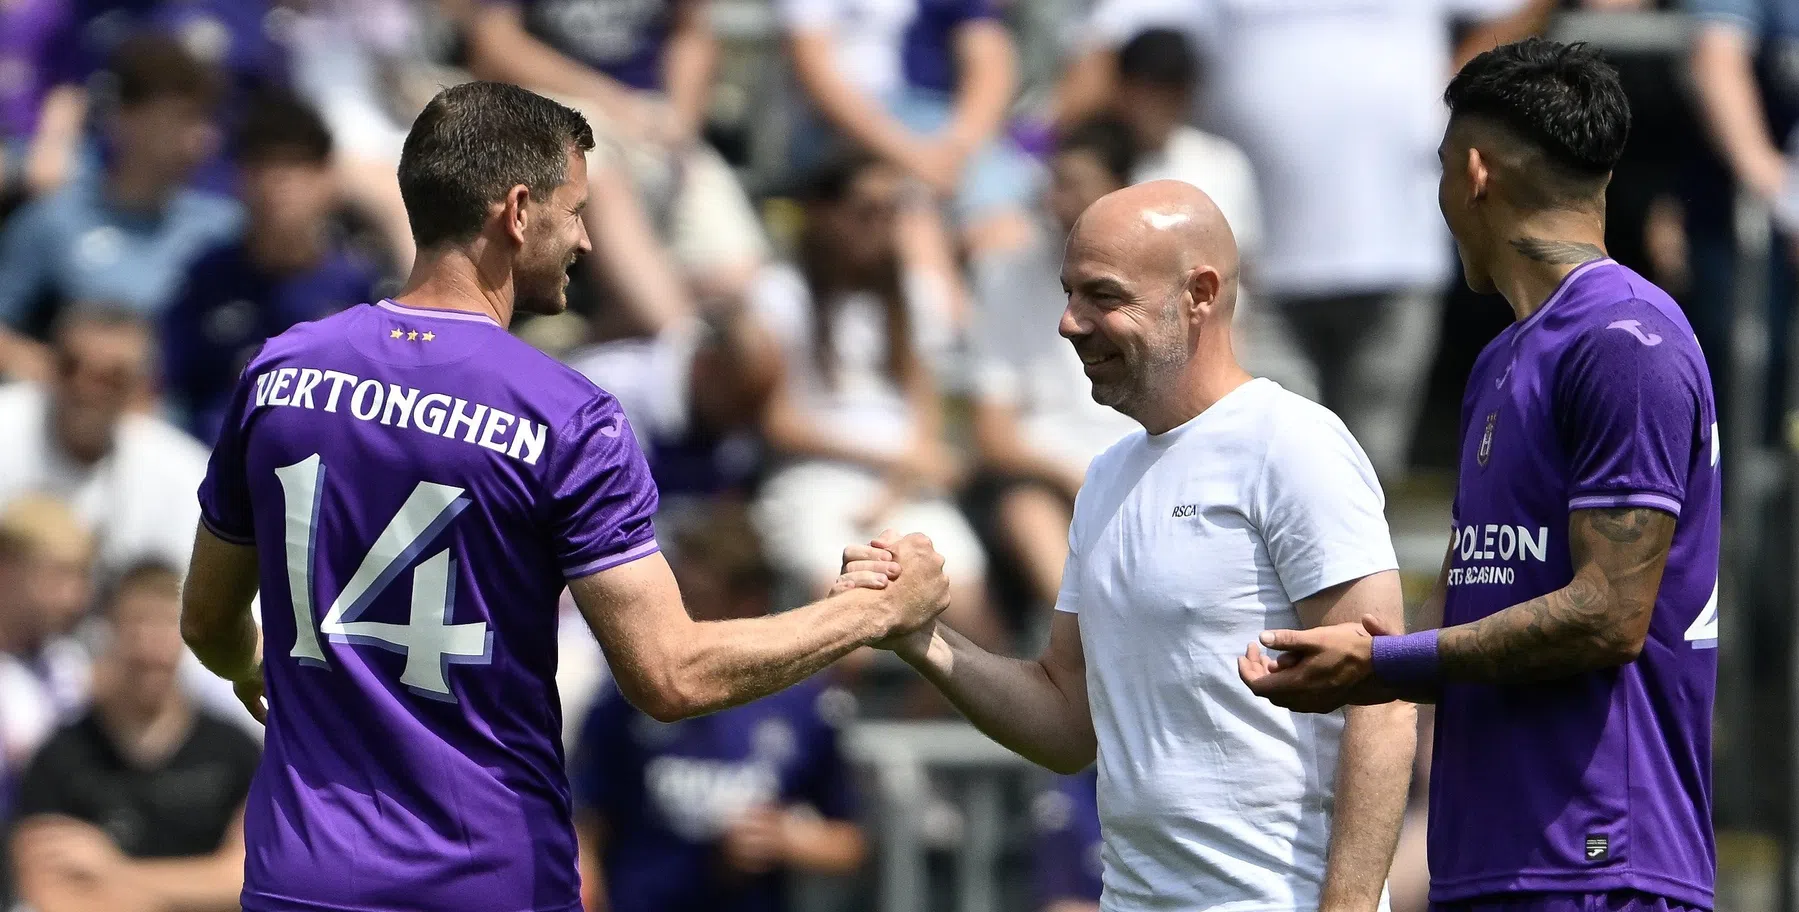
275, 454, 492, 700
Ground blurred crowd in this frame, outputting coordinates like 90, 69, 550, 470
0, 0, 1790, 911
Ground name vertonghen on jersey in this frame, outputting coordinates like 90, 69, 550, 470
251, 366, 548, 465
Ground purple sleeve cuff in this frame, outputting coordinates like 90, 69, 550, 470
1567, 491, 1682, 517
200, 512, 255, 546
563, 538, 660, 579
1370, 630, 1441, 689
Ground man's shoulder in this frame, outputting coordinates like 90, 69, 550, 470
1550, 263, 1706, 367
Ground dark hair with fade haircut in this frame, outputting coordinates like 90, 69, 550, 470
1117, 28, 1200, 92
1056, 115, 1140, 186
397, 81, 595, 248
236, 88, 333, 166
108, 33, 224, 111
1444, 38, 1630, 181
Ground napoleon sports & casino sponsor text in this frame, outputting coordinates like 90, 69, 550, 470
1447, 521, 1550, 586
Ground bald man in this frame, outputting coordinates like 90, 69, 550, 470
837, 181, 1416, 912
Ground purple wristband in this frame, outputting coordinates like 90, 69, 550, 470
1370, 630, 1441, 689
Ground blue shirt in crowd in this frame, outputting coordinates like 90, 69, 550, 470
161, 238, 379, 444
0, 179, 243, 332
1034, 769, 1103, 908
573, 676, 859, 912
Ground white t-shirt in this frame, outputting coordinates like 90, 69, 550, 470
1087, 0, 1525, 297
0, 383, 209, 577
1059, 378, 1398, 912
750, 263, 952, 460
1132, 126, 1263, 259
970, 229, 1141, 475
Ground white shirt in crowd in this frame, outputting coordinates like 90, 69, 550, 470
1061, 378, 1397, 912
778, 0, 933, 99
971, 227, 1141, 476
0, 383, 257, 736
1087, 0, 1525, 298
1132, 126, 1263, 259
750, 263, 953, 460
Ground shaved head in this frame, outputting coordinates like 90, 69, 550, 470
1059, 180, 1244, 429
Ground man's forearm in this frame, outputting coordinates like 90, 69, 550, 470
664, 3, 717, 139
1693, 26, 1784, 191
657, 589, 889, 718
1319, 702, 1415, 912
947, 22, 1017, 152
127, 854, 243, 912
906, 623, 1094, 773
186, 612, 259, 683
1437, 572, 1639, 682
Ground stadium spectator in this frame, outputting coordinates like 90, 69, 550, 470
1056, 0, 1532, 481
287, 0, 474, 272
1032, 769, 1102, 912
1688, 0, 1799, 435
779, 0, 1039, 267
37, 0, 291, 197
749, 153, 999, 645
570, 507, 866, 912
0, 35, 240, 378
163, 90, 380, 445
0, 0, 75, 203
8, 561, 258, 912
1109, 29, 1260, 252
571, 304, 781, 511
470, 0, 766, 326
967, 117, 1140, 616
0, 496, 95, 820
0, 306, 209, 579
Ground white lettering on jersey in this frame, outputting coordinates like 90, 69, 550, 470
250, 368, 550, 465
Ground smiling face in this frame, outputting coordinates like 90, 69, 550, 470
513, 148, 592, 316
1058, 223, 1192, 420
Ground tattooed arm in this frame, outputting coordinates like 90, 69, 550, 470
1243, 508, 1674, 711
1438, 507, 1674, 682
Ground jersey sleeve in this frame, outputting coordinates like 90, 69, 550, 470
1554, 305, 1702, 517
546, 394, 660, 579
1253, 404, 1400, 602
196, 361, 261, 544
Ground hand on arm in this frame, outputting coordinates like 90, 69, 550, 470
573, 536, 948, 722
721, 805, 866, 876
1244, 508, 1675, 711
180, 526, 266, 724
786, 30, 947, 193
834, 534, 1096, 773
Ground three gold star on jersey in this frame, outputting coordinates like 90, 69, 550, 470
389, 328, 436, 342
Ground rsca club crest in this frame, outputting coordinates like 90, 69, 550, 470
1477, 412, 1498, 468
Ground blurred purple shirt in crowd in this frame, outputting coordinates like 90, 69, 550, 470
1432, 260, 1720, 908
198, 299, 659, 912
495, 0, 675, 92
573, 676, 857, 912
0, 0, 70, 142
1034, 769, 1103, 909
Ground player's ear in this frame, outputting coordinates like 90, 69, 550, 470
1465, 147, 1490, 203
502, 184, 531, 246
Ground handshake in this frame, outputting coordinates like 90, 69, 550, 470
831, 529, 952, 659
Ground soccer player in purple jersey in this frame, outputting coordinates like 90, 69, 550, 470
175, 81, 952, 912
1240, 39, 1720, 912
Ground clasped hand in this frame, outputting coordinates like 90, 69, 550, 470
831, 528, 947, 657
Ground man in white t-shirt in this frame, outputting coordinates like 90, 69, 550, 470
838, 181, 1416, 911
1057, 0, 1528, 480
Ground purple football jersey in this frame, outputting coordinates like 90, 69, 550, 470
1431, 259, 1719, 908
197, 299, 659, 912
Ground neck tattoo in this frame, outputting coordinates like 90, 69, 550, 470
1509, 237, 1606, 265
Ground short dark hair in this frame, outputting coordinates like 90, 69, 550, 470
109, 33, 223, 111
667, 504, 774, 595
1056, 115, 1139, 186
397, 82, 595, 248
1117, 28, 1200, 91
107, 559, 183, 611
798, 149, 885, 205
236, 88, 333, 166
1444, 38, 1630, 179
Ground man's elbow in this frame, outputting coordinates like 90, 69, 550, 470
623, 671, 715, 723
1038, 733, 1098, 776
